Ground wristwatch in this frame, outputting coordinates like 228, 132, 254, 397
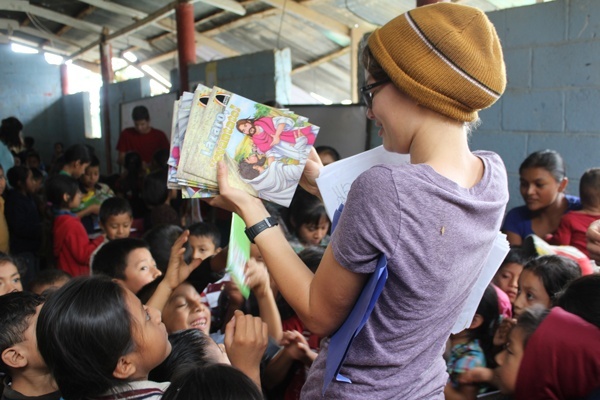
244, 216, 279, 243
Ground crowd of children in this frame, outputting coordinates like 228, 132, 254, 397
0, 138, 598, 399
1, 5, 600, 395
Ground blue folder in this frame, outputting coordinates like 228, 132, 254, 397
322, 204, 388, 395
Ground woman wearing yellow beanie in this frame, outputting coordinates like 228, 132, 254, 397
208, 3, 509, 398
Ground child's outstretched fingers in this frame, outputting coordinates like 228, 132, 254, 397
493, 317, 516, 347
244, 258, 269, 293
163, 230, 202, 290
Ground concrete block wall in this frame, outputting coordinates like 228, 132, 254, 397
471, 0, 600, 212
175, 49, 291, 105
0, 44, 62, 166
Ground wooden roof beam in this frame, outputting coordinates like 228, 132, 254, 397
0, 0, 151, 50
259, 0, 350, 36
291, 46, 349, 74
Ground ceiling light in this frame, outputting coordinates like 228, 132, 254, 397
11, 43, 38, 54
123, 52, 137, 62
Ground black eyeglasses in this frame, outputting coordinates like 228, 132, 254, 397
360, 78, 390, 108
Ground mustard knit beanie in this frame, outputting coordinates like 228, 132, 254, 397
367, 3, 506, 122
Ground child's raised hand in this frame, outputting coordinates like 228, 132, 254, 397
163, 230, 202, 290
244, 258, 270, 296
493, 317, 516, 347
224, 310, 268, 387
280, 330, 315, 366
457, 367, 494, 385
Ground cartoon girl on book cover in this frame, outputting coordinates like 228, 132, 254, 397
235, 115, 317, 162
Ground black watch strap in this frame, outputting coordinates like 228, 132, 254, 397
245, 216, 279, 243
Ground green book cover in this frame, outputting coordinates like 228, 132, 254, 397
227, 213, 251, 299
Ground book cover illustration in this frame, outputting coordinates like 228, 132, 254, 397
226, 213, 251, 299
180, 86, 320, 207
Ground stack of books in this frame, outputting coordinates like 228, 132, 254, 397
167, 84, 320, 208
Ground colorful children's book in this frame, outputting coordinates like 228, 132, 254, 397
177, 86, 319, 207
226, 213, 251, 299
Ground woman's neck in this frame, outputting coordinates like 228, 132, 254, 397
409, 116, 482, 188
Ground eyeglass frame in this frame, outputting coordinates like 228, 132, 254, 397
360, 78, 391, 108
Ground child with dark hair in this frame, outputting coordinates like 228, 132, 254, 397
556, 274, 600, 327
143, 224, 186, 274
36, 276, 171, 400
92, 237, 162, 294
54, 144, 91, 179
162, 364, 264, 400
143, 168, 179, 228
444, 285, 499, 399
28, 269, 71, 296
149, 329, 224, 383
115, 151, 147, 221
187, 222, 224, 316
315, 145, 340, 166
552, 167, 600, 256
46, 174, 104, 276
151, 312, 269, 391
513, 254, 581, 318
0, 291, 60, 400
492, 305, 550, 395
78, 155, 114, 234
5, 166, 41, 280
512, 303, 600, 400
88, 197, 134, 269
493, 248, 530, 305
284, 189, 330, 253
98, 197, 133, 240
0, 252, 22, 296
187, 222, 222, 262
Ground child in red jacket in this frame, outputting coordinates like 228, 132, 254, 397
46, 175, 104, 276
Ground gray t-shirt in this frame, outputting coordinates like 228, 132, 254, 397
301, 151, 508, 399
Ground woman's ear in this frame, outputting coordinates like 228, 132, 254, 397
113, 355, 137, 380
558, 177, 568, 193
62, 193, 71, 205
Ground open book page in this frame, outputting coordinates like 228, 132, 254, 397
451, 232, 510, 334
180, 86, 319, 207
227, 213, 251, 299
316, 146, 409, 221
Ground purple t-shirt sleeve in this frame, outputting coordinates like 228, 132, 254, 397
331, 166, 401, 274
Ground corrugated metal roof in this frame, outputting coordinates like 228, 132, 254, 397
0, 0, 550, 103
